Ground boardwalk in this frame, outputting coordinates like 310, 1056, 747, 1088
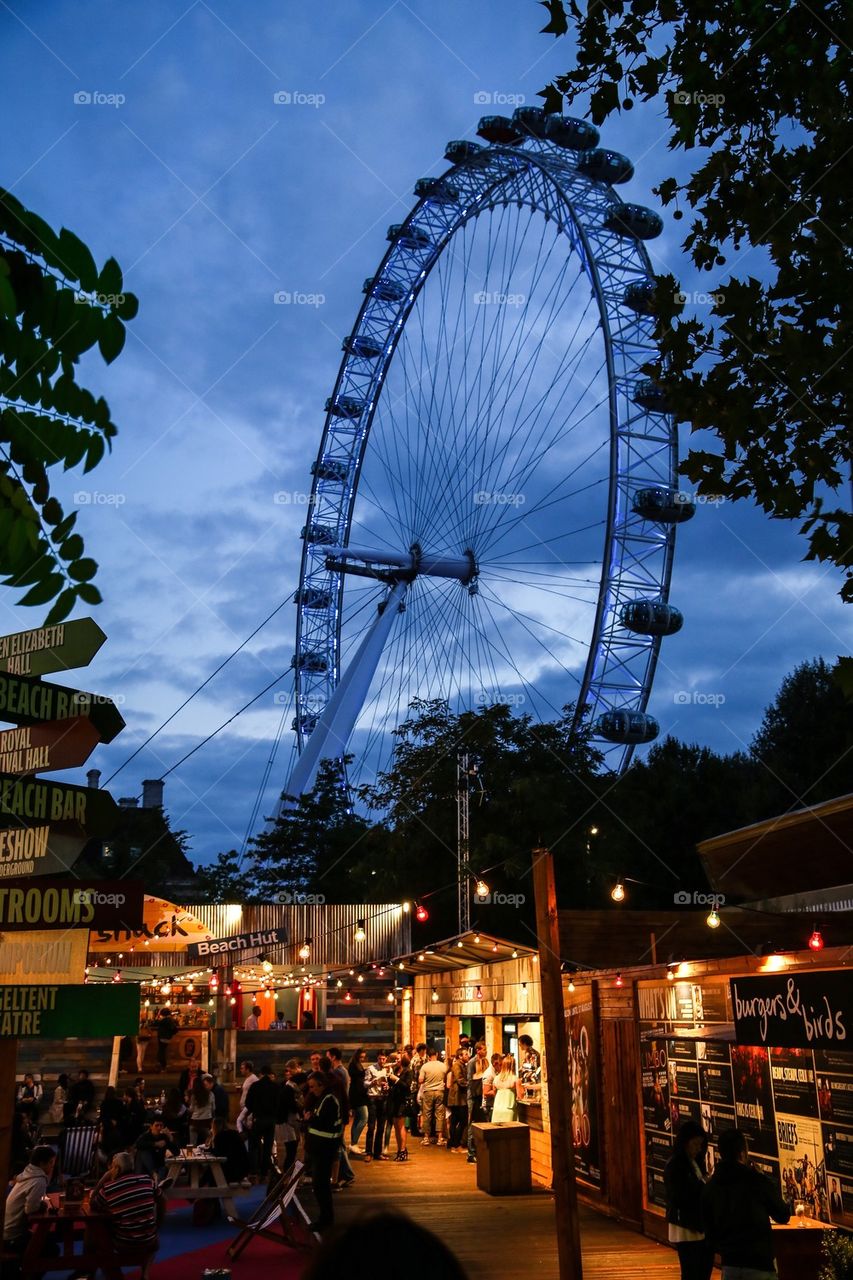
328, 1144, 683, 1279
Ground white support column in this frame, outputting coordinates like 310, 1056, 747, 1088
282, 578, 408, 804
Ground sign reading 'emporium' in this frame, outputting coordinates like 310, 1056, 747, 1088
186, 926, 287, 960
0, 876, 144, 932
731, 972, 850, 1051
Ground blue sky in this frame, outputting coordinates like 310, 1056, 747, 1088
1, 1, 848, 864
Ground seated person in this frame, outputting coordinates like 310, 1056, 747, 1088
90, 1152, 159, 1278
3, 1145, 57, 1254
15, 1075, 43, 1120
208, 1117, 251, 1184
135, 1119, 179, 1180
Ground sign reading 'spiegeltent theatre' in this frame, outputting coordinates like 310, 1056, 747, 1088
731, 972, 850, 1051
186, 926, 287, 960
0, 983, 139, 1037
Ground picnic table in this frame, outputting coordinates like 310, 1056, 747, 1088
20, 1205, 148, 1279
163, 1152, 250, 1222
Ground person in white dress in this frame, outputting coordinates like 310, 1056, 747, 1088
490, 1055, 523, 1124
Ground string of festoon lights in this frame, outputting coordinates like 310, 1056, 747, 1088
608, 876, 830, 953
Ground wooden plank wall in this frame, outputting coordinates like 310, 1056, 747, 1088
597, 979, 644, 1225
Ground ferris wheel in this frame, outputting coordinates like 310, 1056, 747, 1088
286, 107, 694, 802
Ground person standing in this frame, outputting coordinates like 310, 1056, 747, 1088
68, 1069, 96, 1120
490, 1055, 522, 1124
189, 1076, 215, 1146
446, 1048, 468, 1153
364, 1050, 390, 1163
664, 1120, 713, 1280
245, 1064, 279, 1177
702, 1128, 790, 1280
466, 1042, 489, 1163
347, 1049, 369, 1153
418, 1048, 447, 1147
155, 1009, 178, 1072
390, 1054, 413, 1160
238, 1059, 259, 1110
244, 1005, 262, 1032
305, 1072, 342, 1235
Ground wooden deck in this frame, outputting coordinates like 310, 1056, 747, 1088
324, 1143, 685, 1279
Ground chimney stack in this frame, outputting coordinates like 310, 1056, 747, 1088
118, 796, 138, 809
142, 778, 164, 809
86, 768, 101, 789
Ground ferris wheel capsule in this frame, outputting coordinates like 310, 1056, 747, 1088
620, 600, 684, 636
578, 149, 634, 184
605, 203, 664, 239
544, 115, 600, 150
477, 115, 524, 145
632, 487, 697, 524
594, 710, 660, 744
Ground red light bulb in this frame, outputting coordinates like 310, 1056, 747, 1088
808, 928, 824, 952
415, 903, 429, 923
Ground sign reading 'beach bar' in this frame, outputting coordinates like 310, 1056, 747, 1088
731, 971, 851, 1051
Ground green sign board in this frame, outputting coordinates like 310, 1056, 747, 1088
0, 775, 119, 838
0, 983, 139, 1038
0, 618, 107, 678
0, 671, 125, 743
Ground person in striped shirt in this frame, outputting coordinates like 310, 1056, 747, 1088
90, 1152, 159, 1277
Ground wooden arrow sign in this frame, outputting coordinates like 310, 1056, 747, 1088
0, 775, 120, 839
0, 718, 101, 776
0, 828, 89, 879
0, 671, 124, 743
0, 618, 107, 677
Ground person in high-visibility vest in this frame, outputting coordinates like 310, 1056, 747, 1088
305, 1072, 342, 1233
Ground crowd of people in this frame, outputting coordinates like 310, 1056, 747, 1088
3, 1035, 541, 1250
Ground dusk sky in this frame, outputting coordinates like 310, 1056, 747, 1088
2, 1, 848, 865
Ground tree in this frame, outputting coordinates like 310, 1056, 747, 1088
591, 737, 757, 905
0, 188, 138, 621
79, 804, 196, 899
539, 0, 852, 599
749, 657, 852, 816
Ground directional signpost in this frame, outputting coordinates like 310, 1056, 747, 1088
0, 618, 107, 677
0, 618, 128, 1200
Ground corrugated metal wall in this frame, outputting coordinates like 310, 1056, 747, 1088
92, 902, 411, 969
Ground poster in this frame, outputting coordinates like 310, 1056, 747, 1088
645, 1129, 672, 1209
770, 1047, 819, 1117
731, 1044, 778, 1158
641, 1036, 671, 1135
566, 998, 601, 1187
775, 1113, 828, 1221
698, 1040, 734, 1105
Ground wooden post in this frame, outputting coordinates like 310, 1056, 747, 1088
0, 1037, 17, 1199
532, 846, 583, 1280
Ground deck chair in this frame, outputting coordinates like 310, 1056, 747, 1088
57, 1124, 98, 1180
227, 1160, 315, 1257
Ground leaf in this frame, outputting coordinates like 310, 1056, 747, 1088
41, 497, 64, 526
17, 573, 65, 607
58, 227, 99, 291
97, 256, 123, 296
75, 582, 102, 606
51, 511, 78, 543
116, 292, 139, 322
540, 0, 568, 36
44, 587, 76, 625
539, 83, 564, 113
58, 533, 84, 561
0, 273, 16, 318
68, 557, 98, 582
98, 313, 126, 363
83, 433, 105, 473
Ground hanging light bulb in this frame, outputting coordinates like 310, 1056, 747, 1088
431, 987, 439, 1003
143, 998, 150, 1008
615, 973, 624, 988
415, 903, 429, 923
336, 979, 343, 988
229, 996, 237, 1006
706, 908, 721, 929
386, 991, 395, 1003
402, 901, 411, 913
357, 974, 364, 984
344, 990, 353, 1002
473, 933, 481, 944
113, 970, 122, 982
354, 919, 366, 943
264, 989, 272, 999
511, 949, 518, 959
262, 959, 273, 973
208, 998, 214, 1007
611, 880, 626, 903
165, 998, 172, 1007
567, 978, 575, 994
667, 964, 676, 981
808, 926, 824, 952
522, 982, 528, 994
474, 878, 489, 900
298, 938, 311, 960
160, 981, 171, 996
223, 985, 231, 996
475, 985, 483, 1000
210, 973, 219, 990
